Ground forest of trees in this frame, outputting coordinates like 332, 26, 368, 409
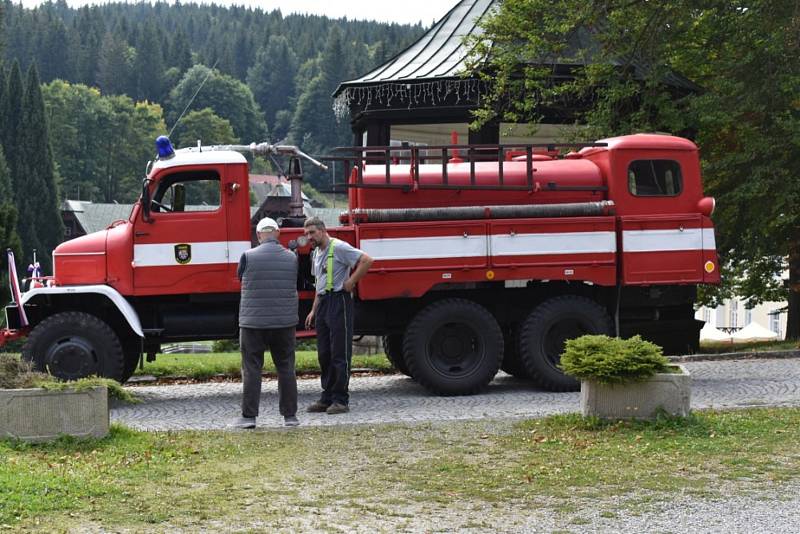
0, 0, 424, 294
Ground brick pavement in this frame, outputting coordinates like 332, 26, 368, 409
111, 358, 800, 431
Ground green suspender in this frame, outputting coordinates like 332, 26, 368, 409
326, 239, 337, 292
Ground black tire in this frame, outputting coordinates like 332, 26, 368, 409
501, 327, 530, 379
402, 299, 503, 396
22, 311, 125, 382
382, 334, 412, 377
519, 295, 613, 392
120, 349, 141, 383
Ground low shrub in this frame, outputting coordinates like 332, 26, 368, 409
559, 334, 670, 384
0, 354, 53, 389
0, 354, 136, 403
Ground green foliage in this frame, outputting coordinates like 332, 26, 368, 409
96, 31, 133, 96
20, 63, 63, 272
171, 107, 238, 149
167, 64, 266, 142
559, 335, 670, 384
0, 147, 22, 304
247, 35, 298, 140
211, 338, 238, 353
42, 80, 166, 203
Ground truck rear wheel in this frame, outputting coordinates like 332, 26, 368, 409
403, 299, 503, 395
22, 312, 125, 382
519, 296, 613, 392
382, 334, 412, 377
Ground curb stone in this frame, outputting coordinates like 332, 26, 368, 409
669, 349, 800, 363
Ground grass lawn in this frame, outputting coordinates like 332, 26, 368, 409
134, 351, 393, 379
2, 408, 800, 531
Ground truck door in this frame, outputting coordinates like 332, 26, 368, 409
133, 168, 229, 294
619, 158, 704, 284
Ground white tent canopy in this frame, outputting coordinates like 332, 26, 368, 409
700, 322, 731, 342
731, 321, 780, 343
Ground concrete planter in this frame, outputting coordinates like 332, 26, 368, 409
580, 365, 691, 420
0, 386, 109, 442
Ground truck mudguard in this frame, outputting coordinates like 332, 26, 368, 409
20, 285, 144, 338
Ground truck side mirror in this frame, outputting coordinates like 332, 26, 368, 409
173, 183, 186, 212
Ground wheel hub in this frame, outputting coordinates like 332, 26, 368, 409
429, 323, 482, 376
45, 337, 98, 380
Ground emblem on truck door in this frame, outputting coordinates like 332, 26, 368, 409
174, 243, 192, 264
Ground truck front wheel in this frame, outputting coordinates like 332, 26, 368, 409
518, 295, 613, 392
403, 299, 503, 395
22, 312, 125, 381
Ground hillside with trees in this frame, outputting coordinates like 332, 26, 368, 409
0, 0, 424, 281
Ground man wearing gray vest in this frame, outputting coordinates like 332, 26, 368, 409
232, 217, 299, 428
303, 217, 373, 414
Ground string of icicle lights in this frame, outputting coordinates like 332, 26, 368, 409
333, 78, 483, 120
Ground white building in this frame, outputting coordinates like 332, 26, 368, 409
695, 299, 787, 339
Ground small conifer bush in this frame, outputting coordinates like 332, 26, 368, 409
559, 335, 670, 384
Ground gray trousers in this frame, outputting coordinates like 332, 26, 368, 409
240, 326, 297, 418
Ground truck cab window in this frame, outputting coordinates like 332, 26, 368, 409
152, 170, 221, 213
628, 160, 682, 197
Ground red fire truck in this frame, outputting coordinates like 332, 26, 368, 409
1, 133, 719, 395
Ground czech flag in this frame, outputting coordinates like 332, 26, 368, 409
6, 249, 28, 327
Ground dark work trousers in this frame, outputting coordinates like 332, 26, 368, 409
316, 291, 354, 405
240, 326, 297, 418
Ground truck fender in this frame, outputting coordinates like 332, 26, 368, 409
21, 285, 144, 338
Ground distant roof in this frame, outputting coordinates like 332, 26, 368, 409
335, 0, 495, 94
62, 201, 133, 235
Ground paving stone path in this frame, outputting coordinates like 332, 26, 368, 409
112, 358, 800, 431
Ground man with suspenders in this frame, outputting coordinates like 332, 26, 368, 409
303, 217, 374, 414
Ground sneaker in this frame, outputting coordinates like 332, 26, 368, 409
284, 416, 300, 427
230, 416, 256, 429
306, 401, 331, 413
326, 403, 349, 415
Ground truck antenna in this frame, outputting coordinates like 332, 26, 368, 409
167, 58, 220, 138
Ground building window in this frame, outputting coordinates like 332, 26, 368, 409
730, 301, 738, 328
744, 308, 752, 325
702, 308, 711, 323
770, 311, 782, 338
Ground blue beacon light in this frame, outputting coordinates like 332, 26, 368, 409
155, 135, 175, 159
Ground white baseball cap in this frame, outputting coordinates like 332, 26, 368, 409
256, 217, 279, 232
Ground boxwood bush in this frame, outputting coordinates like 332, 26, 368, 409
559, 335, 670, 384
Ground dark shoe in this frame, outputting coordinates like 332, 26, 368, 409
230, 416, 256, 429
306, 401, 331, 413
326, 403, 349, 415
284, 416, 300, 427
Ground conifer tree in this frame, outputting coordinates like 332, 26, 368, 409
97, 31, 132, 95
20, 63, 63, 271
132, 21, 164, 103
247, 35, 297, 139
